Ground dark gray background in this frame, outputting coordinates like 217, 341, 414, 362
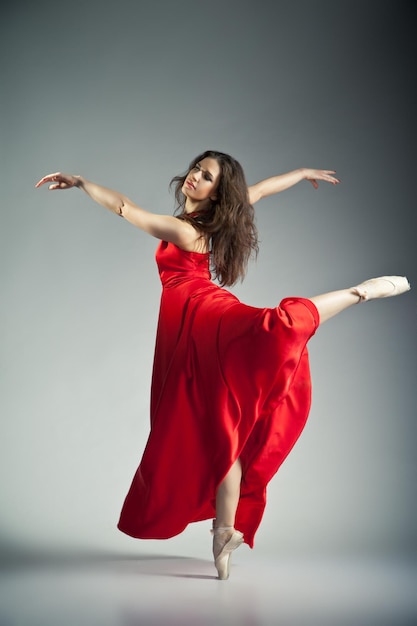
1, 0, 416, 560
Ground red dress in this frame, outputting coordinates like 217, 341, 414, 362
118, 240, 319, 547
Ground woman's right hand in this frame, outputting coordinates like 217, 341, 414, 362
35, 172, 81, 190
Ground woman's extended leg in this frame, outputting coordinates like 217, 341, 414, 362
310, 288, 360, 324
310, 276, 410, 324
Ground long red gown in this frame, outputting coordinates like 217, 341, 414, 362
118, 240, 319, 548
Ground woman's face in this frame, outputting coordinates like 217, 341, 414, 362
182, 157, 221, 208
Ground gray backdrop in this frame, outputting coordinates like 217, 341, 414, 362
1, 0, 416, 560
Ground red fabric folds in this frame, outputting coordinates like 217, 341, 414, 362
118, 241, 319, 547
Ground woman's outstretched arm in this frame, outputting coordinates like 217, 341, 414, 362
248, 168, 340, 204
35, 172, 199, 248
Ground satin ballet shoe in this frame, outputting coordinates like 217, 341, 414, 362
353, 276, 410, 302
211, 523, 244, 580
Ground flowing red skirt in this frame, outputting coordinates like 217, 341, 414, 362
118, 241, 319, 547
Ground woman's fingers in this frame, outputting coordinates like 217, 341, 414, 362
306, 169, 340, 187
319, 170, 340, 184
35, 172, 75, 189
35, 173, 60, 187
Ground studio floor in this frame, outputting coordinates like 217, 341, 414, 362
1, 549, 416, 626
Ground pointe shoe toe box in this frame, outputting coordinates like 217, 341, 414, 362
355, 275, 410, 301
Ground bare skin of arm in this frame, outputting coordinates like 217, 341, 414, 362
35, 173, 199, 250
35, 167, 340, 249
248, 168, 340, 204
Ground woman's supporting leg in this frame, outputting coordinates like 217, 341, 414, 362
213, 458, 244, 580
215, 458, 242, 529
310, 276, 410, 324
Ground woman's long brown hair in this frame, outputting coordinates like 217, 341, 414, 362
170, 150, 258, 287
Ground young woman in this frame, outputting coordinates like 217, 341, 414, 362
36, 151, 410, 580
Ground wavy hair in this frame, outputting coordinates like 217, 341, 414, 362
170, 150, 258, 286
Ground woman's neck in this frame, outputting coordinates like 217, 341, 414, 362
184, 197, 212, 214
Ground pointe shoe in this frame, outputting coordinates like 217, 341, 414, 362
211, 523, 244, 580
353, 276, 410, 302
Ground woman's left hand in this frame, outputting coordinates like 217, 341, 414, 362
304, 169, 340, 189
